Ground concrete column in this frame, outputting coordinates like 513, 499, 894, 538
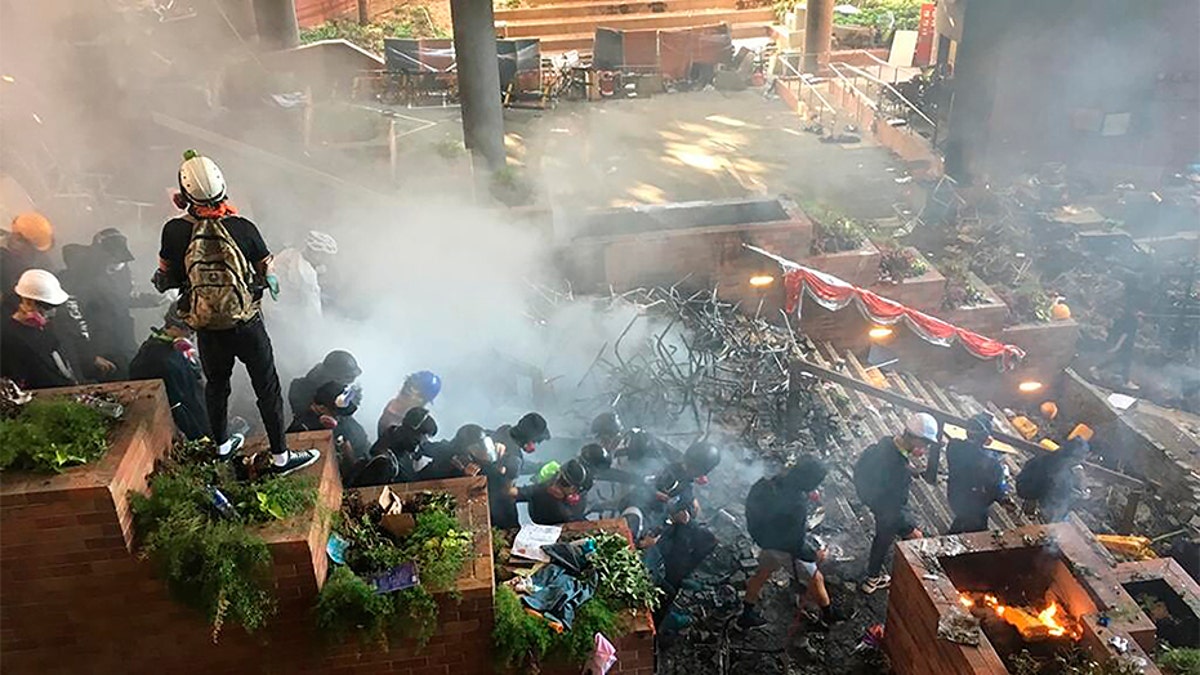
450, 0, 506, 172
802, 0, 834, 73
943, 0, 1003, 182
252, 0, 300, 51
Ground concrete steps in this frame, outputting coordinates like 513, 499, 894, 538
537, 21, 771, 54
495, 0, 736, 22
497, 6, 774, 38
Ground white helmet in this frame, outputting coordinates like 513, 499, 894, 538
14, 269, 70, 306
178, 149, 226, 205
304, 230, 338, 255
904, 412, 940, 444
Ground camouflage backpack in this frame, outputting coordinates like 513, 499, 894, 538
181, 215, 258, 330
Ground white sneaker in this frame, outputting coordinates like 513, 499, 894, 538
861, 573, 891, 594
216, 433, 245, 460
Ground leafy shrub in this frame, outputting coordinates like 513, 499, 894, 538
299, 8, 446, 55
489, 166, 536, 207
130, 439, 318, 641
878, 245, 929, 283
806, 203, 867, 254
492, 532, 655, 670
1158, 646, 1200, 675
0, 398, 114, 473
315, 566, 397, 644
833, 0, 923, 32
591, 532, 663, 611
492, 585, 625, 669
315, 492, 472, 648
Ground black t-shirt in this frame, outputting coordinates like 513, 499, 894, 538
158, 216, 271, 301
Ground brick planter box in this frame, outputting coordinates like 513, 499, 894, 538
0, 382, 500, 674
868, 249, 946, 312
942, 272, 1009, 336
559, 196, 814, 292
801, 239, 882, 289
886, 517, 1162, 675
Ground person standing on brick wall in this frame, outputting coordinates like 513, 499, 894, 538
153, 149, 318, 476
854, 413, 937, 594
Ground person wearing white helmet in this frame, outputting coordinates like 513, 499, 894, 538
261, 230, 338, 371
852, 412, 939, 594
1, 269, 78, 388
153, 149, 319, 477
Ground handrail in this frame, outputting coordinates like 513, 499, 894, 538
826, 62, 879, 112
777, 57, 836, 116
831, 61, 937, 130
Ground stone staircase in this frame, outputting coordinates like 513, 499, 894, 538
795, 336, 1042, 544
495, 0, 775, 54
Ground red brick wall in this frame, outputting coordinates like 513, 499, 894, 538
0, 386, 503, 675
295, 0, 357, 28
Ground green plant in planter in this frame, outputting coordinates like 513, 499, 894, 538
492, 586, 625, 670
316, 493, 472, 648
0, 398, 115, 473
878, 245, 929, 284
591, 532, 663, 611
130, 439, 318, 641
805, 203, 867, 255
489, 166, 536, 207
1157, 646, 1200, 675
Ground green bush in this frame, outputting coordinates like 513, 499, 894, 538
315, 493, 472, 648
1158, 646, 1200, 675
833, 0, 923, 32
492, 586, 624, 670
130, 439, 318, 641
299, 8, 446, 55
0, 398, 114, 473
591, 532, 663, 612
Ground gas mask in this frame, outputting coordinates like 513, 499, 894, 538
522, 441, 536, 454
564, 492, 582, 506
334, 383, 362, 416
105, 262, 127, 274
319, 414, 339, 429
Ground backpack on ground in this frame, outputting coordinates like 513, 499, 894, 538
181, 216, 257, 330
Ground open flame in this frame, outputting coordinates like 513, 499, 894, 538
958, 592, 1082, 641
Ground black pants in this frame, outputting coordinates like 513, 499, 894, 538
948, 509, 989, 535
867, 509, 909, 577
652, 522, 718, 625
197, 315, 287, 456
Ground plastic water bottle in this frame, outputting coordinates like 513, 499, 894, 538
208, 486, 238, 520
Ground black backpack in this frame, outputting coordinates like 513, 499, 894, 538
1016, 453, 1054, 500
853, 442, 887, 508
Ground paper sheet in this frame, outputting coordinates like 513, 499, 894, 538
512, 523, 562, 563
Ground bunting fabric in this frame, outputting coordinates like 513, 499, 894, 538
780, 260, 1025, 369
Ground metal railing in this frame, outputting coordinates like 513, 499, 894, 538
774, 55, 839, 133
828, 60, 941, 147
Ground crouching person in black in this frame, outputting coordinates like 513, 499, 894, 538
287, 381, 368, 483
350, 407, 437, 487
129, 302, 208, 440
517, 458, 591, 526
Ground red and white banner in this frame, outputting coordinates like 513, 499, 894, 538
754, 250, 1026, 369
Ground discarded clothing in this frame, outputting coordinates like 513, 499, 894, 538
519, 563, 595, 630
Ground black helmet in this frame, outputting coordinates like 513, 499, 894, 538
683, 440, 721, 478
590, 412, 623, 439
579, 443, 612, 470
781, 455, 827, 492
454, 424, 497, 464
322, 350, 362, 384
401, 406, 438, 437
558, 458, 590, 490
514, 412, 550, 445
966, 412, 994, 442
